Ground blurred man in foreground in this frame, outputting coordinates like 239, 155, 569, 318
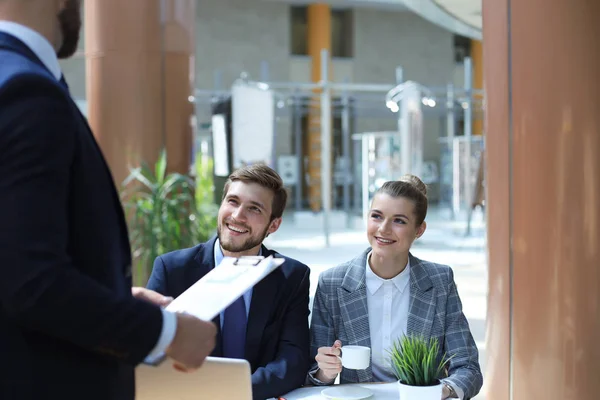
0, 1, 216, 398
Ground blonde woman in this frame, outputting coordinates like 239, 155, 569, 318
307, 176, 483, 400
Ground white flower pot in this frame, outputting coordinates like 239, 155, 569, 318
397, 380, 443, 400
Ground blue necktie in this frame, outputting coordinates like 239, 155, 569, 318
221, 295, 247, 359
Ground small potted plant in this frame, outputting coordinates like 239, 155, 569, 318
389, 335, 453, 400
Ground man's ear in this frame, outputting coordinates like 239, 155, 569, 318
267, 217, 282, 235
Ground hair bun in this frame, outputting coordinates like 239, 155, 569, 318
399, 174, 428, 197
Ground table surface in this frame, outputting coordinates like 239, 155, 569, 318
281, 382, 399, 400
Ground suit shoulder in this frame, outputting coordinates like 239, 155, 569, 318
416, 258, 454, 286
276, 253, 309, 271
156, 243, 207, 270
0, 53, 64, 101
0, 68, 75, 154
269, 251, 310, 280
316, 260, 353, 288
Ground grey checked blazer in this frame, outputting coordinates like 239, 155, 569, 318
308, 249, 483, 399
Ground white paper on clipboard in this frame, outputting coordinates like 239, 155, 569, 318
165, 255, 285, 321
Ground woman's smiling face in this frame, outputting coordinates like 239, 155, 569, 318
366, 193, 425, 257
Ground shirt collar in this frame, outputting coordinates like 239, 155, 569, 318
0, 21, 62, 80
213, 238, 262, 266
214, 239, 225, 266
365, 251, 411, 295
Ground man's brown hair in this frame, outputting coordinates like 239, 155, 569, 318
222, 163, 288, 220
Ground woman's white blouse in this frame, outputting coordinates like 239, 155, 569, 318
365, 252, 411, 382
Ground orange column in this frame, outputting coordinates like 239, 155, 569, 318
85, 0, 163, 186
306, 4, 331, 211
484, 0, 600, 399
163, 0, 196, 175
482, 1, 510, 399
471, 39, 484, 135
85, 0, 196, 186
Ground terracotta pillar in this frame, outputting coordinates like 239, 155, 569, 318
85, 0, 195, 186
85, 0, 163, 186
484, 0, 600, 399
482, 1, 510, 398
162, 0, 196, 175
306, 3, 331, 211
471, 39, 484, 136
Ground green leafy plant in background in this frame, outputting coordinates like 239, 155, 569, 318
389, 335, 453, 387
192, 152, 219, 242
121, 149, 218, 285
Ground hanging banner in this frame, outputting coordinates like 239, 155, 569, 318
231, 83, 275, 169
211, 114, 230, 177
399, 82, 424, 177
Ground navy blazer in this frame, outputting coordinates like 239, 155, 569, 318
147, 237, 311, 400
0, 33, 163, 400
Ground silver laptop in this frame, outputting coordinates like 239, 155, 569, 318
136, 357, 252, 400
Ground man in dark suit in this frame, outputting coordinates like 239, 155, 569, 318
147, 164, 311, 400
0, 1, 216, 399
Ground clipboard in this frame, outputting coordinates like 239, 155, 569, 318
166, 255, 284, 321
144, 255, 285, 366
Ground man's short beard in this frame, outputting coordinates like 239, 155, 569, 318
217, 224, 269, 254
56, 0, 81, 59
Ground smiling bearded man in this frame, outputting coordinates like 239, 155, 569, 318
147, 163, 311, 400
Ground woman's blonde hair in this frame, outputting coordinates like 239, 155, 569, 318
375, 174, 428, 225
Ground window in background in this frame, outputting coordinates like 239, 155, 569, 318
290, 6, 308, 56
331, 9, 353, 58
453, 34, 472, 63
290, 6, 354, 58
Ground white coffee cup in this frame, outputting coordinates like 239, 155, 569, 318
337, 345, 370, 370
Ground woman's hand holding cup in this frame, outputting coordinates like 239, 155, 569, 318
315, 340, 343, 383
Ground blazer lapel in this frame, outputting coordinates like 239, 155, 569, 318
338, 250, 373, 382
406, 253, 437, 339
192, 236, 218, 273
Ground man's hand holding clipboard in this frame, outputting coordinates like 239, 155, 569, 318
144, 255, 285, 371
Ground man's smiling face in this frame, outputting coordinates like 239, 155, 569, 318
216, 181, 281, 256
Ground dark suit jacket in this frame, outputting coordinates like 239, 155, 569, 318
0, 32, 163, 400
147, 237, 311, 400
